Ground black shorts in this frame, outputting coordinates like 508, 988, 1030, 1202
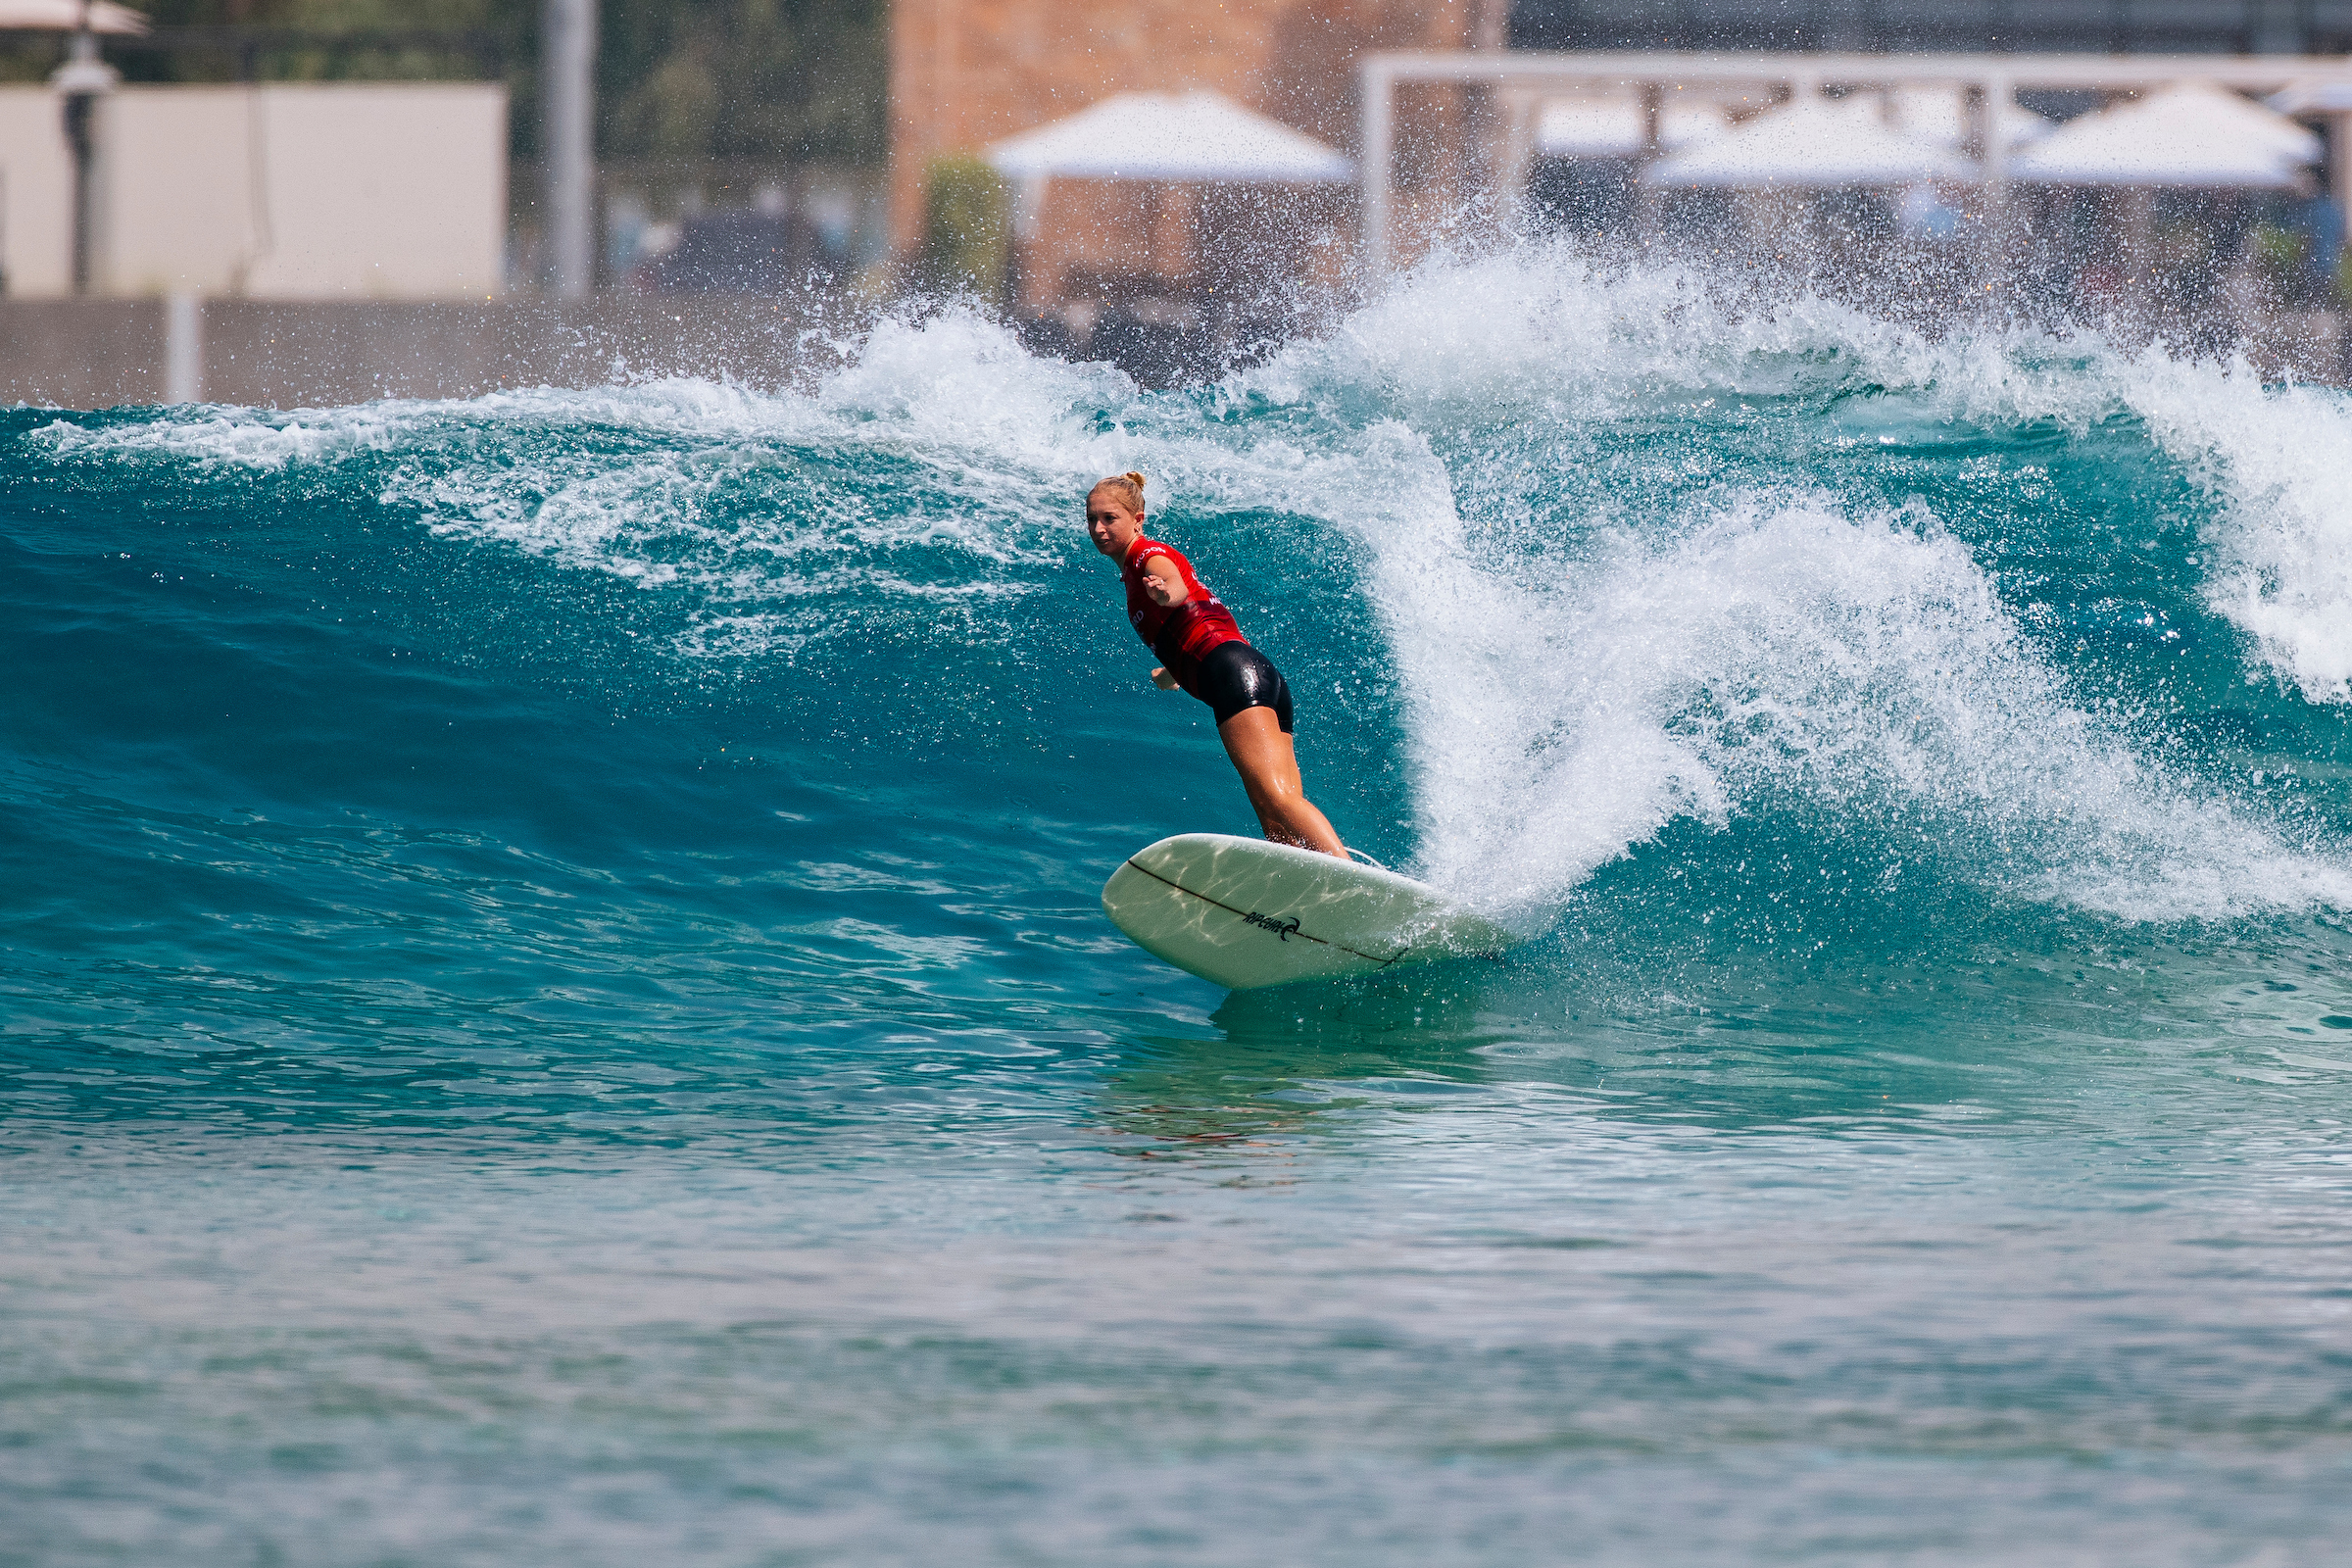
1192, 641, 1294, 732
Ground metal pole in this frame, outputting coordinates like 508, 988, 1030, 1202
1359, 56, 1394, 286
166, 291, 203, 404
1979, 73, 2012, 298
1499, 89, 1537, 219
1459, 0, 1508, 229
1358, 48, 2352, 96
54, 7, 117, 298
543, 0, 596, 296
1635, 80, 1663, 249
2332, 113, 2352, 216
64, 81, 94, 295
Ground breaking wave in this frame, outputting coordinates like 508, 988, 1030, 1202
24, 245, 2352, 931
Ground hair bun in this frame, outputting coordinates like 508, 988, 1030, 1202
1087, 471, 1148, 510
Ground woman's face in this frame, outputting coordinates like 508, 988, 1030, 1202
1085, 489, 1144, 557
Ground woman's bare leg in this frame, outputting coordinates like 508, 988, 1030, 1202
1217, 707, 1347, 858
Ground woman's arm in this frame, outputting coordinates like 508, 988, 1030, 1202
1138, 555, 1186, 689
1139, 555, 1189, 609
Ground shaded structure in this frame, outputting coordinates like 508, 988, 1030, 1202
889, 0, 1491, 319
2011, 81, 2319, 186
0, 0, 144, 30
1644, 93, 1974, 186
1360, 51, 2352, 280
982, 90, 1354, 381
987, 90, 1353, 187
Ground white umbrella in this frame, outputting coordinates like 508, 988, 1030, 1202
0, 0, 146, 31
1537, 96, 1727, 159
2164, 80, 2323, 161
1892, 85, 2054, 152
987, 91, 1352, 184
2268, 80, 2352, 116
1644, 94, 1976, 187
2010, 81, 2318, 187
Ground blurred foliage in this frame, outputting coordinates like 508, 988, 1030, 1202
601, 0, 883, 165
0, 0, 886, 163
2249, 222, 2311, 282
917, 155, 1006, 301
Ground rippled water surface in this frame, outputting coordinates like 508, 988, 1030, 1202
7, 254, 2352, 1565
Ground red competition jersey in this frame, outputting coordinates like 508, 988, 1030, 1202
1120, 534, 1247, 696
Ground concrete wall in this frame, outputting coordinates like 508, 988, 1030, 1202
0, 83, 506, 301
0, 297, 842, 410
0, 89, 75, 299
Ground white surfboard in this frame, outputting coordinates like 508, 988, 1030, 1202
1101, 833, 1516, 990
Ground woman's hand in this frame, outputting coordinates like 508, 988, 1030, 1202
1140, 556, 1189, 609
1151, 667, 1180, 691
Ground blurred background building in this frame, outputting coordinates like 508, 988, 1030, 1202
0, 79, 505, 298
898, 0, 2352, 380
1512, 0, 2351, 53
3, 0, 2351, 401
889, 0, 1493, 380
0, 0, 894, 298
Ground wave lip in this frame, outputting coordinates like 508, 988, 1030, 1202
2117, 361, 2352, 708
1335, 466, 2351, 929
1252, 245, 2352, 712
1190, 247, 2352, 927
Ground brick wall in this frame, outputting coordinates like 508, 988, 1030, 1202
890, 0, 1473, 306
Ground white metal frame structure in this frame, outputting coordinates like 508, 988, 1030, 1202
1358, 50, 2352, 280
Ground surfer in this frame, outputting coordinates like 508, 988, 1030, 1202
1085, 471, 1348, 859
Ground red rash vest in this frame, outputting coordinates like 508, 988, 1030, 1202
1120, 534, 1247, 697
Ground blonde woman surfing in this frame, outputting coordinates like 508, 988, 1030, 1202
1084, 471, 1347, 859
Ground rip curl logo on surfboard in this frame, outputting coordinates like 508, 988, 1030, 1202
1241, 910, 1301, 941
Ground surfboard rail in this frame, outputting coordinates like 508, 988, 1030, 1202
1101, 832, 1514, 991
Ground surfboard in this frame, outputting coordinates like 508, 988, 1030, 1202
1101, 833, 1516, 990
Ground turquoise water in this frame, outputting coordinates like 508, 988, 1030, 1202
7, 254, 2352, 1564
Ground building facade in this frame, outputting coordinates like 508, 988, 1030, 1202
1511, 0, 2352, 54
0, 84, 507, 302
890, 0, 1507, 316
892, 0, 2352, 347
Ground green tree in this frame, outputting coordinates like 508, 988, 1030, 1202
0, 0, 887, 164
601, 0, 884, 165
917, 155, 1007, 301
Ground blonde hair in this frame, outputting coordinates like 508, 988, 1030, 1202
1089, 471, 1147, 513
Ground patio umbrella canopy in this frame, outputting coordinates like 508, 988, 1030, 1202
1893, 85, 2054, 152
1537, 95, 1728, 158
2270, 80, 2352, 115
1645, 93, 1976, 187
987, 91, 1352, 184
2010, 81, 2320, 187
0, 0, 145, 31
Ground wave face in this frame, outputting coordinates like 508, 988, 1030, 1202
8, 249, 2352, 1567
